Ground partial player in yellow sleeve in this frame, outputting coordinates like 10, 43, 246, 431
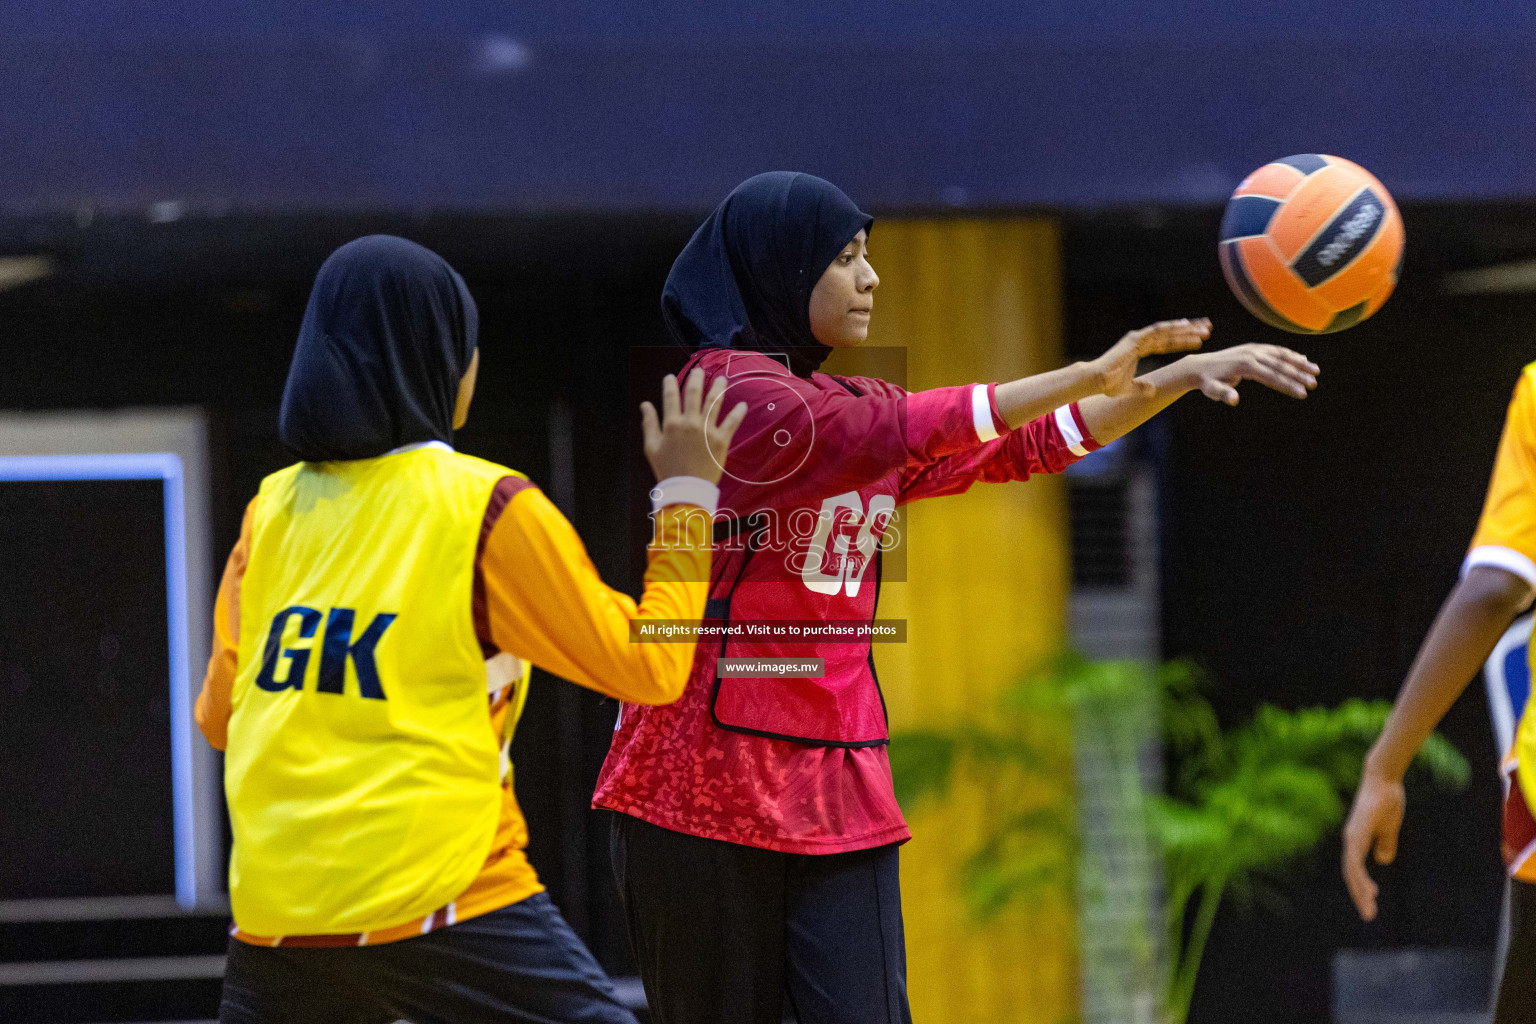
1342, 361, 1536, 1024
197, 235, 746, 1024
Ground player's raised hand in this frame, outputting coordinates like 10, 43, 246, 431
1184, 343, 1319, 406
1092, 318, 1210, 398
640, 368, 749, 486
1341, 771, 1406, 922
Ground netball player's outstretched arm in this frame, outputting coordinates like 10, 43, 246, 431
1076, 334, 1319, 444
989, 318, 1212, 430
810, 231, 1209, 431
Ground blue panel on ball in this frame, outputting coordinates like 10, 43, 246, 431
1323, 301, 1368, 333
1220, 195, 1282, 240
1291, 187, 1387, 286
1277, 153, 1329, 175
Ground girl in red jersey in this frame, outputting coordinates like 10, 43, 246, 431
594, 172, 1320, 1024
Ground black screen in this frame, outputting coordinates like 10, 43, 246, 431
0, 478, 175, 899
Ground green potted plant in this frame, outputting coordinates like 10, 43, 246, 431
891, 654, 1470, 1024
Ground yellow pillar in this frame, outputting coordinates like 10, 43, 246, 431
834, 219, 1077, 1023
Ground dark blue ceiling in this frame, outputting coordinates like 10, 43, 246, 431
4, 3, 1533, 215
9, 1, 1535, 42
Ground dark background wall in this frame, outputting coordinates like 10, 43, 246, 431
0, 479, 174, 899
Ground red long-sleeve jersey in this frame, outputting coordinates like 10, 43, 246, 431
593, 349, 1098, 853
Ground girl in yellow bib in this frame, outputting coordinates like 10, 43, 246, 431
196, 235, 746, 1024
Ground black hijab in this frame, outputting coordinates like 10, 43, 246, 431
662, 172, 873, 379
279, 235, 478, 461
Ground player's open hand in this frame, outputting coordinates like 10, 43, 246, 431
1341, 770, 1406, 922
640, 368, 749, 486
1092, 319, 1210, 398
1183, 343, 1319, 405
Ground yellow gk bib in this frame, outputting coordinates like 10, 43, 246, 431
226, 445, 524, 936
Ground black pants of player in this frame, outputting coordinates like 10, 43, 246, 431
1498, 880, 1536, 1023
217, 892, 636, 1024
609, 812, 912, 1024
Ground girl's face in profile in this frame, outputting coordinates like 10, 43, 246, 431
808, 230, 879, 348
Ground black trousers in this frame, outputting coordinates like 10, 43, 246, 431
1498, 880, 1536, 1023
609, 813, 912, 1024
218, 892, 636, 1024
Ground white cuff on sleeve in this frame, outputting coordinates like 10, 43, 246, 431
972, 384, 1000, 443
649, 476, 720, 515
1054, 404, 1089, 457
1463, 545, 1536, 587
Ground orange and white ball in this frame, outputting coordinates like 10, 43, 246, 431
1219, 154, 1403, 333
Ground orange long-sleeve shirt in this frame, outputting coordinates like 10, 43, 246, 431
196, 475, 710, 945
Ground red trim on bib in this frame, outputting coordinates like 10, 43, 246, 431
474, 476, 535, 657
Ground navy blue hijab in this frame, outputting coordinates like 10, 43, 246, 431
279, 235, 478, 461
662, 172, 873, 378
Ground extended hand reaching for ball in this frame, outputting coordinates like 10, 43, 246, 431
1071, 321, 1321, 445
1181, 343, 1319, 405
1091, 318, 1212, 397
640, 368, 749, 485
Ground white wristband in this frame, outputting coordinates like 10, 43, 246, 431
650, 476, 720, 515
971, 384, 1000, 442
1054, 404, 1089, 457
